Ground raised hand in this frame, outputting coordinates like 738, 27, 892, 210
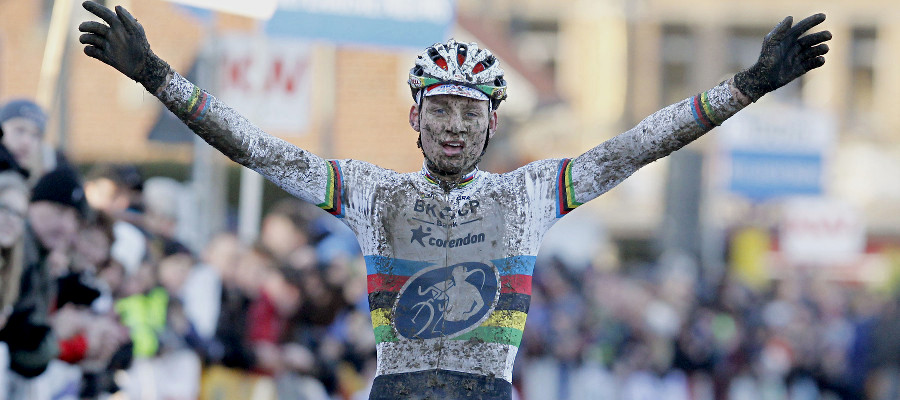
734, 13, 832, 102
78, 1, 170, 93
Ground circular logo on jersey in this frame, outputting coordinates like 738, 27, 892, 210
393, 262, 499, 340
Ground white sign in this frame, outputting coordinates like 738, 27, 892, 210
215, 35, 312, 134
277, 0, 452, 23
716, 103, 837, 200
266, 0, 454, 48
718, 104, 835, 152
163, 0, 277, 20
779, 197, 866, 266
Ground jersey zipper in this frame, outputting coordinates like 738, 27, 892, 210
436, 183, 454, 370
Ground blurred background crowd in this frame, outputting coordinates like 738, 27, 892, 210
1, 96, 900, 400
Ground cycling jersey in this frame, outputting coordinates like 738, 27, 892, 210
156, 71, 748, 399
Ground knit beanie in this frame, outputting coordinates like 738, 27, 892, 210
0, 99, 46, 135
31, 167, 87, 216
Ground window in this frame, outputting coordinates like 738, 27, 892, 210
849, 27, 876, 124
660, 24, 693, 105
510, 17, 559, 75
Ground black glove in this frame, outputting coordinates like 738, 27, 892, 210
734, 13, 832, 102
78, 1, 171, 93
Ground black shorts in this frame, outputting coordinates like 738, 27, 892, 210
369, 369, 512, 399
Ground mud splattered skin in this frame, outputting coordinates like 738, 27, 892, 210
155, 71, 749, 399
413, 94, 497, 180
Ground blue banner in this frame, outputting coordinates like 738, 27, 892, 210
727, 150, 823, 201
266, 0, 455, 48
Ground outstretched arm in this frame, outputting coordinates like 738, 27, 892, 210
77, 1, 330, 202
566, 14, 831, 204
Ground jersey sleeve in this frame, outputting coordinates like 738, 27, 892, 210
156, 71, 401, 239
567, 77, 750, 205
156, 71, 344, 212
505, 158, 572, 234
314, 159, 398, 238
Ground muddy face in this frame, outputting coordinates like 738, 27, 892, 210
410, 95, 497, 181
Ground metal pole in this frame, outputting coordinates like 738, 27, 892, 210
237, 167, 263, 243
190, 36, 228, 251
37, 0, 75, 149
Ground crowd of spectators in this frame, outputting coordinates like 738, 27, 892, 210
517, 249, 900, 400
1, 97, 899, 400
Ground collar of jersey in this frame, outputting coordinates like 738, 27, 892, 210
421, 162, 480, 189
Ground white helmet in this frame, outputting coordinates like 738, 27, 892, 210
408, 39, 508, 110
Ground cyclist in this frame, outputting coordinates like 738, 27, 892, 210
78, 2, 830, 398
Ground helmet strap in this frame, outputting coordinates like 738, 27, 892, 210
480, 127, 491, 157
480, 101, 494, 157
416, 93, 424, 150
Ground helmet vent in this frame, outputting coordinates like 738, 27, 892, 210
427, 48, 441, 62
456, 44, 467, 66
427, 48, 447, 70
409, 40, 507, 109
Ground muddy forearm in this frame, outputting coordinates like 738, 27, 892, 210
570, 77, 750, 200
153, 71, 258, 165
79, 1, 329, 201
621, 77, 750, 162
154, 72, 312, 166
153, 71, 329, 199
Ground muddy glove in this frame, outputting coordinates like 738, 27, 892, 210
78, 1, 171, 93
734, 13, 832, 102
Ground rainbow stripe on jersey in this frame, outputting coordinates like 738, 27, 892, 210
691, 91, 722, 130
316, 160, 344, 218
366, 255, 533, 347
183, 86, 210, 123
556, 158, 582, 217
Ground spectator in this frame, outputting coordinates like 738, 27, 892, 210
260, 199, 315, 265
83, 163, 148, 276
69, 212, 119, 319
141, 177, 186, 241
0, 171, 29, 329
0, 127, 29, 180
156, 250, 210, 354
0, 100, 46, 180
178, 232, 239, 342
0, 167, 88, 381
206, 243, 272, 370
72, 212, 115, 275
140, 177, 193, 275
248, 265, 329, 399
52, 271, 130, 399
114, 262, 164, 359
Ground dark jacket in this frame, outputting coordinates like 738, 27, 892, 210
0, 227, 59, 378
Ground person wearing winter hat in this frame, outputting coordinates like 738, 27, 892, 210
0, 171, 29, 327
0, 99, 46, 175
29, 167, 87, 255
0, 167, 90, 380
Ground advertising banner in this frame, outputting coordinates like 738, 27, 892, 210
266, 0, 455, 48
